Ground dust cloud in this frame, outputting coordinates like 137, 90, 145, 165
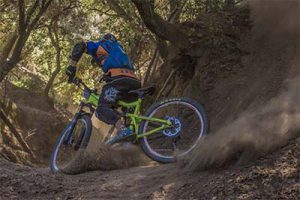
181, 78, 300, 170
61, 144, 146, 174
180, 0, 300, 170
61, 121, 149, 174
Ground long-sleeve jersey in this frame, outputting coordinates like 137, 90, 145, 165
70, 40, 135, 73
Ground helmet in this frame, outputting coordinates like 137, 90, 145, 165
100, 33, 117, 42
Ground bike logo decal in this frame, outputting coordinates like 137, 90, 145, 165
104, 87, 119, 102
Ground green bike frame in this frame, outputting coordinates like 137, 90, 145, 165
83, 93, 172, 140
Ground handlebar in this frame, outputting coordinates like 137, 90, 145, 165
73, 77, 87, 88
72, 77, 97, 94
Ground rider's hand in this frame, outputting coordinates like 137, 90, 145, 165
65, 65, 77, 83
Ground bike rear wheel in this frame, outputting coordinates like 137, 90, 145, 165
139, 98, 208, 163
50, 114, 92, 173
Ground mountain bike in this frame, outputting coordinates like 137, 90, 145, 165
50, 77, 208, 173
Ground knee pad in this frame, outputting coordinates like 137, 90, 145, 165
95, 106, 120, 125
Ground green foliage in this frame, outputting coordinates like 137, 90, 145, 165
0, 0, 241, 106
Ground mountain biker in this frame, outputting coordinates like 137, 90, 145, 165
65, 33, 141, 142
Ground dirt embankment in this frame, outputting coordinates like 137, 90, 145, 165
0, 83, 67, 165
180, 0, 300, 170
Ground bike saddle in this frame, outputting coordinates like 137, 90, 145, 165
129, 86, 156, 98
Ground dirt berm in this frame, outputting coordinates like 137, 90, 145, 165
0, 83, 68, 165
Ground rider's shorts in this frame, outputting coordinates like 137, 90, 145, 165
95, 76, 141, 125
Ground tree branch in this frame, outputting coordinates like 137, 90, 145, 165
24, 0, 39, 27
143, 47, 158, 85
27, 0, 53, 33
132, 0, 190, 48
45, 20, 62, 96
18, 0, 26, 33
0, 106, 35, 158
102, 0, 150, 39
105, 0, 133, 22
168, 0, 187, 23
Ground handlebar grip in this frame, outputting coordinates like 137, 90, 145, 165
68, 76, 74, 83
70, 77, 94, 93
71, 77, 81, 85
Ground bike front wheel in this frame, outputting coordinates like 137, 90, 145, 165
50, 114, 92, 173
139, 98, 208, 163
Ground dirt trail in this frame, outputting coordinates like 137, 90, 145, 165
0, 0, 299, 199
0, 136, 299, 199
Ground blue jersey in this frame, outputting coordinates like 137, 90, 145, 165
86, 40, 134, 73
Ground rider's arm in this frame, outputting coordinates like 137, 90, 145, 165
69, 41, 87, 67
87, 41, 109, 69
86, 41, 99, 55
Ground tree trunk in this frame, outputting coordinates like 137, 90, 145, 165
0, 32, 18, 66
0, 0, 53, 83
44, 50, 61, 96
0, 33, 28, 82
44, 24, 62, 96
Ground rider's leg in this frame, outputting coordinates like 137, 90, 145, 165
95, 76, 141, 124
95, 84, 120, 125
114, 119, 124, 130
96, 76, 141, 144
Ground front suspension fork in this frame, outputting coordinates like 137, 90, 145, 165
63, 112, 81, 145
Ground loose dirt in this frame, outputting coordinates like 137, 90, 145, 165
0, 136, 299, 199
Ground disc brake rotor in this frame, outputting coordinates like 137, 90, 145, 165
162, 116, 182, 137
